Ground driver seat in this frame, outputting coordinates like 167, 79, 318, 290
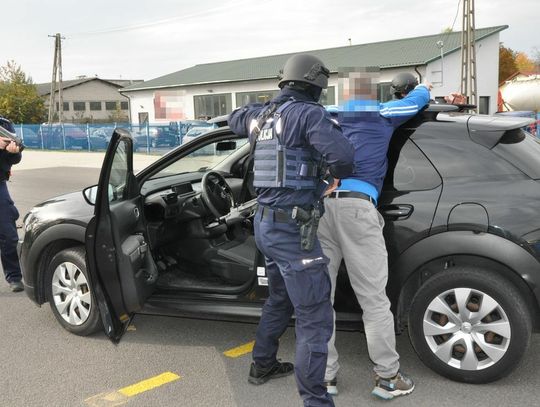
207, 236, 256, 284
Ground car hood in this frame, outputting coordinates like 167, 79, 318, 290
25, 190, 94, 226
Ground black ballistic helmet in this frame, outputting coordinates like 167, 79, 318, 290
278, 54, 330, 90
0, 116, 16, 136
390, 73, 419, 99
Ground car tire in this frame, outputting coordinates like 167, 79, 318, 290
46, 246, 101, 336
408, 267, 531, 383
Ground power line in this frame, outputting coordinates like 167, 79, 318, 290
68, 0, 253, 37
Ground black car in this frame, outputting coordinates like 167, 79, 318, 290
19, 105, 540, 384
133, 125, 176, 148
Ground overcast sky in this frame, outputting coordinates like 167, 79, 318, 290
3, 0, 539, 84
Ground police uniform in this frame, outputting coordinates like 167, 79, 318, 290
229, 86, 353, 407
0, 141, 22, 288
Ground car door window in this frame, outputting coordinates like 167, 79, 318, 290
149, 137, 248, 179
384, 136, 441, 192
109, 139, 129, 202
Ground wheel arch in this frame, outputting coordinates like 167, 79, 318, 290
391, 231, 540, 331
27, 223, 86, 304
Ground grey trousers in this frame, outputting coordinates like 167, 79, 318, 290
318, 197, 400, 380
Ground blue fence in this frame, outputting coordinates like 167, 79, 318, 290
15, 120, 216, 154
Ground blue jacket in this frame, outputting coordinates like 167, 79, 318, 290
229, 87, 354, 209
337, 84, 430, 200
0, 149, 21, 181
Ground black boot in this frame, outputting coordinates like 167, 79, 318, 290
248, 360, 294, 385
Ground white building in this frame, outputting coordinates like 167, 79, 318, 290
121, 26, 506, 124
37, 77, 143, 123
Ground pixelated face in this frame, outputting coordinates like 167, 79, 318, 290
338, 67, 380, 101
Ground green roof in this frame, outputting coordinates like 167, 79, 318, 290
122, 25, 507, 92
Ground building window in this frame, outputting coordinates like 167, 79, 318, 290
105, 101, 118, 111
194, 93, 232, 119
320, 86, 336, 106
235, 90, 279, 107
479, 96, 490, 114
89, 101, 102, 111
55, 102, 69, 111
73, 102, 86, 111
120, 101, 129, 110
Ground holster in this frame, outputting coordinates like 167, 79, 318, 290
292, 204, 322, 252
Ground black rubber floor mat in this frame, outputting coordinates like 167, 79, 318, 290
157, 269, 236, 291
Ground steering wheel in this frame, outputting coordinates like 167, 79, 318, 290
200, 171, 235, 218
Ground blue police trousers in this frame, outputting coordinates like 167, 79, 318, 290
0, 181, 22, 284
253, 207, 334, 407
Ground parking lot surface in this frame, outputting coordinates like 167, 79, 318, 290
1, 150, 539, 406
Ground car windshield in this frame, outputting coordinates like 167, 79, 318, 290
149, 137, 248, 179
492, 129, 540, 179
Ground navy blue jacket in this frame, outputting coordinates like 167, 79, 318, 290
0, 150, 21, 181
229, 87, 353, 209
336, 84, 430, 200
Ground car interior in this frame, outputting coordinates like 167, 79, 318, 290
138, 133, 259, 295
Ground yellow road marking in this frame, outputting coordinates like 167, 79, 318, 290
223, 340, 255, 358
84, 372, 181, 406
118, 372, 180, 397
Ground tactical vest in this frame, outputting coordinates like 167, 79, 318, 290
252, 99, 322, 190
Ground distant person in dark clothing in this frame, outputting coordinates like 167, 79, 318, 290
0, 116, 23, 292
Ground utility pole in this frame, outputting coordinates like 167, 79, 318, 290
48, 33, 64, 123
460, 0, 478, 111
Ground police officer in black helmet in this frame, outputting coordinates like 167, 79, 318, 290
0, 116, 23, 292
229, 54, 353, 406
389, 72, 419, 99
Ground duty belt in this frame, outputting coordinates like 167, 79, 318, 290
260, 206, 292, 223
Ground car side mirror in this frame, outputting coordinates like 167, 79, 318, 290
83, 185, 98, 205
82, 184, 118, 205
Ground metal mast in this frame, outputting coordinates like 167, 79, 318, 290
47, 33, 64, 123
460, 0, 478, 111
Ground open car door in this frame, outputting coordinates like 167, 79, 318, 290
85, 129, 158, 343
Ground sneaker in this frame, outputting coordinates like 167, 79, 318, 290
324, 378, 338, 396
248, 360, 294, 385
372, 371, 414, 400
9, 281, 24, 292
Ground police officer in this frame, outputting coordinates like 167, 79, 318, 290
0, 116, 23, 292
229, 54, 353, 407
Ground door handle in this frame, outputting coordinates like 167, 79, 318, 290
380, 204, 413, 219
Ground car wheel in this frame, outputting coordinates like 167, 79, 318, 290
408, 267, 531, 383
46, 246, 101, 336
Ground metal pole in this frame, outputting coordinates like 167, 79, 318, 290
57, 34, 64, 123
86, 123, 91, 151
47, 35, 59, 123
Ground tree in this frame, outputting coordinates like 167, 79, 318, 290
0, 60, 45, 123
515, 52, 536, 73
499, 44, 518, 83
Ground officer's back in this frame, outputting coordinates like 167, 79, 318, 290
229, 55, 353, 209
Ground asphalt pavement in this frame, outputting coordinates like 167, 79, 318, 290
1, 150, 539, 407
